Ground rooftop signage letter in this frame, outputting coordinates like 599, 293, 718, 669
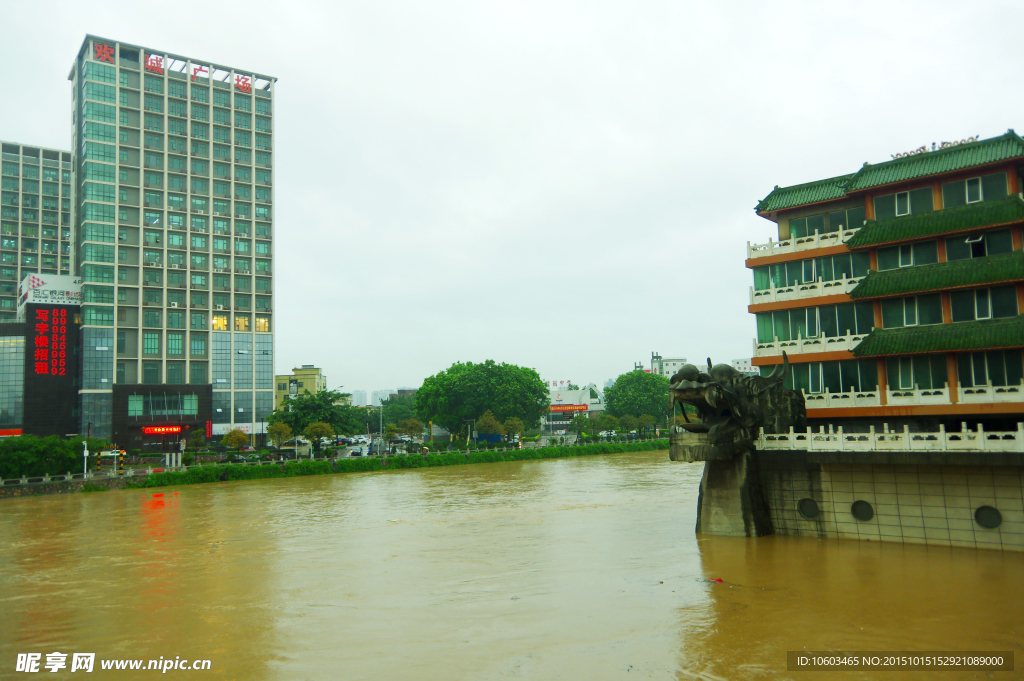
145, 53, 164, 75
234, 75, 251, 93
93, 43, 115, 63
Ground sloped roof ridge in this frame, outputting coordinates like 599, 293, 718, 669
755, 172, 855, 214
844, 129, 1024, 192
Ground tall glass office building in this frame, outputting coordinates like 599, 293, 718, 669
70, 36, 276, 443
0, 141, 74, 319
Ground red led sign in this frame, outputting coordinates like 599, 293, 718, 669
32, 308, 68, 376
234, 75, 251, 93
143, 426, 182, 435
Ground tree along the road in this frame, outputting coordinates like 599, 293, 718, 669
503, 417, 525, 440
303, 422, 336, 455
221, 428, 249, 450
398, 418, 424, 439
604, 370, 671, 420
267, 389, 363, 436
416, 360, 548, 433
476, 410, 505, 440
569, 413, 590, 439
617, 414, 638, 434
0, 435, 111, 479
188, 428, 206, 449
637, 414, 656, 436
268, 422, 292, 447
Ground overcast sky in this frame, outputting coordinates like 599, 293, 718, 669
4, 1, 1022, 395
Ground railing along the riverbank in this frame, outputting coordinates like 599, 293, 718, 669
755, 422, 1024, 453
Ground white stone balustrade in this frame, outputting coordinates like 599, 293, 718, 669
746, 227, 861, 260
758, 422, 1024, 453
887, 384, 951, 406
959, 382, 1024, 404
801, 389, 881, 409
749, 276, 864, 305
753, 331, 867, 358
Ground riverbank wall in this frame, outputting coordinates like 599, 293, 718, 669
755, 450, 1023, 551
0, 440, 670, 498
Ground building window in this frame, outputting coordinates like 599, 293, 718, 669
941, 173, 1007, 209
880, 295, 943, 328
191, 334, 207, 356
235, 315, 249, 331
945, 229, 1014, 261
950, 286, 1018, 322
190, 363, 207, 384
212, 315, 228, 330
957, 350, 1024, 388
876, 240, 938, 271
255, 317, 270, 332
886, 354, 948, 391
143, 332, 160, 355
166, 363, 185, 385
191, 312, 207, 330
874, 187, 933, 220
167, 332, 184, 355
752, 251, 870, 291
143, 362, 161, 384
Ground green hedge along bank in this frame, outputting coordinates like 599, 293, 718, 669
139, 440, 669, 489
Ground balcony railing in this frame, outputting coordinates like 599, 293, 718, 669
802, 389, 881, 409
798, 381, 1022, 410
749, 276, 863, 305
753, 331, 868, 357
756, 422, 1024, 453
747, 227, 860, 260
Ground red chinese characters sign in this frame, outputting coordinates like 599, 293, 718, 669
145, 53, 164, 75
33, 308, 68, 376
234, 75, 251, 93
143, 426, 182, 435
94, 43, 115, 63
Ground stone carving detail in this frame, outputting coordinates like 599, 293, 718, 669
668, 352, 806, 463
668, 352, 807, 538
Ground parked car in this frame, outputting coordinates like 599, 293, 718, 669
599, 430, 617, 438
239, 445, 255, 452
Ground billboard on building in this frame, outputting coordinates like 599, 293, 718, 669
18, 274, 82, 314
22, 303, 81, 437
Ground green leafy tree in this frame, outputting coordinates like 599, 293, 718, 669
637, 414, 655, 436
268, 389, 363, 436
399, 418, 424, 439
188, 428, 207, 449
303, 422, 335, 456
604, 371, 671, 419
618, 414, 638, 433
0, 436, 110, 478
597, 414, 619, 433
503, 417, 525, 440
476, 410, 505, 441
384, 422, 400, 441
416, 360, 548, 432
568, 413, 590, 440
221, 429, 249, 450
268, 421, 293, 447
567, 383, 580, 390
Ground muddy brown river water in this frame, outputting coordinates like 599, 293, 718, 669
0, 451, 1020, 680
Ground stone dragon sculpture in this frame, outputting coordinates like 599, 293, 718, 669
668, 352, 806, 462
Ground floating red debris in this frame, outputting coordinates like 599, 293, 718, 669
152, 493, 164, 498
710, 578, 723, 582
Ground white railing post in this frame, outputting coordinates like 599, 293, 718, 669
979, 423, 986, 451
939, 423, 946, 451
869, 424, 876, 451
1018, 422, 1024, 453
837, 426, 844, 451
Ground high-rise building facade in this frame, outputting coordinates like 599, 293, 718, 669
1, 141, 74, 319
70, 36, 276, 443
749, 130, 1023, 427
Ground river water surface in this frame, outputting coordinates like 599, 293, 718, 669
1, 451, 1020, 680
